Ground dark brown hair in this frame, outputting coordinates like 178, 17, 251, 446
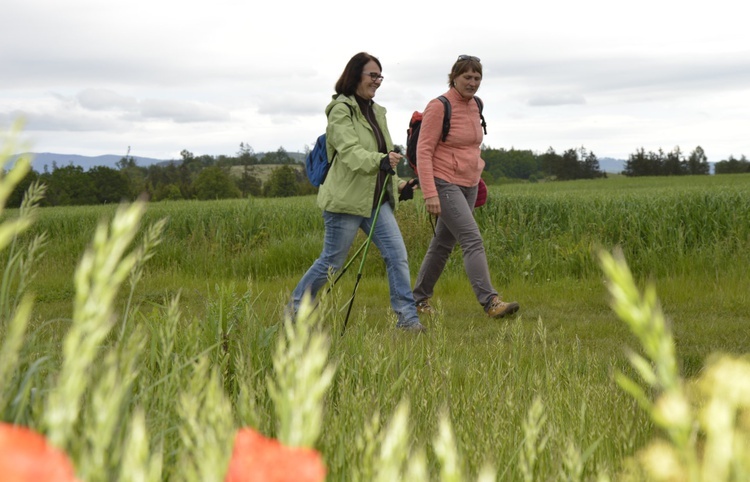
335, 52, 382, 96
448, 57, 482, 87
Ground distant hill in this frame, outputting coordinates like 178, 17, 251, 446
12, 152, 169, 172
598, 157, 626, 174
12, 152, 305, 173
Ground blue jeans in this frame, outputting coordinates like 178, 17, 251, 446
291, 204, 420, 327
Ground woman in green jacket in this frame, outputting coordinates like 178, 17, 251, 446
290, 52, 424, 332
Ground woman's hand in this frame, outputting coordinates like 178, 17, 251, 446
424, 196, 441, 215
380, 151, 403, 174
398, 178, 418, 192
389, 151, 402, 170
398, 178, 419, 201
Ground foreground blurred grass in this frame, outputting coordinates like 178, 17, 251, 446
3, 128, 750, 480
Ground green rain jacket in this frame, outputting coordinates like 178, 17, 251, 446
317, 94, 403, 217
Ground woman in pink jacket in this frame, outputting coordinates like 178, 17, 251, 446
413, 55, 519, 319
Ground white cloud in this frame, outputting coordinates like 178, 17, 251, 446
139, 99, 230, 123
77, 89, 138, 111
528, 94, 586, 107
1, 0, 748, 163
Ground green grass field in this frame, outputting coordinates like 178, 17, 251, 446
3, 163, 750, 480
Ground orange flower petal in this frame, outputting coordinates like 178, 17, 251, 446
225, 428, 326, 482
0, 423, 79, 482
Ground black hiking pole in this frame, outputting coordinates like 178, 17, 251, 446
340, 173, 391, 335
322, 237, 368, 297
305, 235, 369, 321
309, 220, 373, 320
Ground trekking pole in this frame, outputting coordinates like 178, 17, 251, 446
341, 172, 391, 335
322, 237, 368, 297
306, 233, 369, 320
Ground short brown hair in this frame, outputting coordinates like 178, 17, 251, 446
335, 52, 383, 96
448, 57, 482, 87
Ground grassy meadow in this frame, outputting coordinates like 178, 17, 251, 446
3, 149, 750, 481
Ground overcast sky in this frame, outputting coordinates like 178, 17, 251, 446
2, 0, 748, 163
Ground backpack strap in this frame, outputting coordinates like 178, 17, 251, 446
474, 96, 487, 135
327, 102, 355, 163
437, 95, 487, 142
437, 95, 451, 142
329, 102, 354, 122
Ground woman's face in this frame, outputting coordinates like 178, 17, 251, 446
356, 60, 383, 100
454, 68, 482, 99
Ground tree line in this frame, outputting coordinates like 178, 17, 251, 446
623, 146, 710, 176
714, 155, 750, 174
6, 146, 314, 208
5, 143, 746, 208
622, 146, 750, 176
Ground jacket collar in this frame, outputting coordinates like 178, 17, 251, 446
445, 86, 471, 104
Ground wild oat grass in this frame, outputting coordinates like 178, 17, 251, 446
3, 128, 750, 480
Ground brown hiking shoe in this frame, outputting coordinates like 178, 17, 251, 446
486, 296, 520, 318
416, 299, 437, 316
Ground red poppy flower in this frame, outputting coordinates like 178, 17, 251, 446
0, 422, 80, 482
224, 428, 326, 482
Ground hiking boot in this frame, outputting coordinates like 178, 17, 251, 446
398, 321, 427, 333
415, 299, 437, 316
486, 296, 520, 318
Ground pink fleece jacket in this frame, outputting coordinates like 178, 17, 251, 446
416, 87, 485, 199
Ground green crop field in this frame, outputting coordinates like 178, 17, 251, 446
3, 148, 750, 481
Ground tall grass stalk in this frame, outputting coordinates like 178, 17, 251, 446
0, 134, 45, 422
519, 396, 549, 482
176, 355, 234, 482
119, 409, 162, 482
268, 293, 336, 448
600, 247, 750, 481
43, 201, 147, 448
119, 215, 167, 340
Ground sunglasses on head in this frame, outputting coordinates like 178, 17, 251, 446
457, 55, 481, 62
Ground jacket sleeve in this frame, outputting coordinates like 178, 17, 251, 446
415, 98, 444, 199
326, 102, 381, 175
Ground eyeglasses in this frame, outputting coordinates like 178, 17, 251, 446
457, 55, 481, 62
363, 72, 384, 82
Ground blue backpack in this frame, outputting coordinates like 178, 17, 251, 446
305, 103, 353, 187
305, 134, 332, 187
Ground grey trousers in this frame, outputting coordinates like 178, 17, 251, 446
413, 178, 498, 310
